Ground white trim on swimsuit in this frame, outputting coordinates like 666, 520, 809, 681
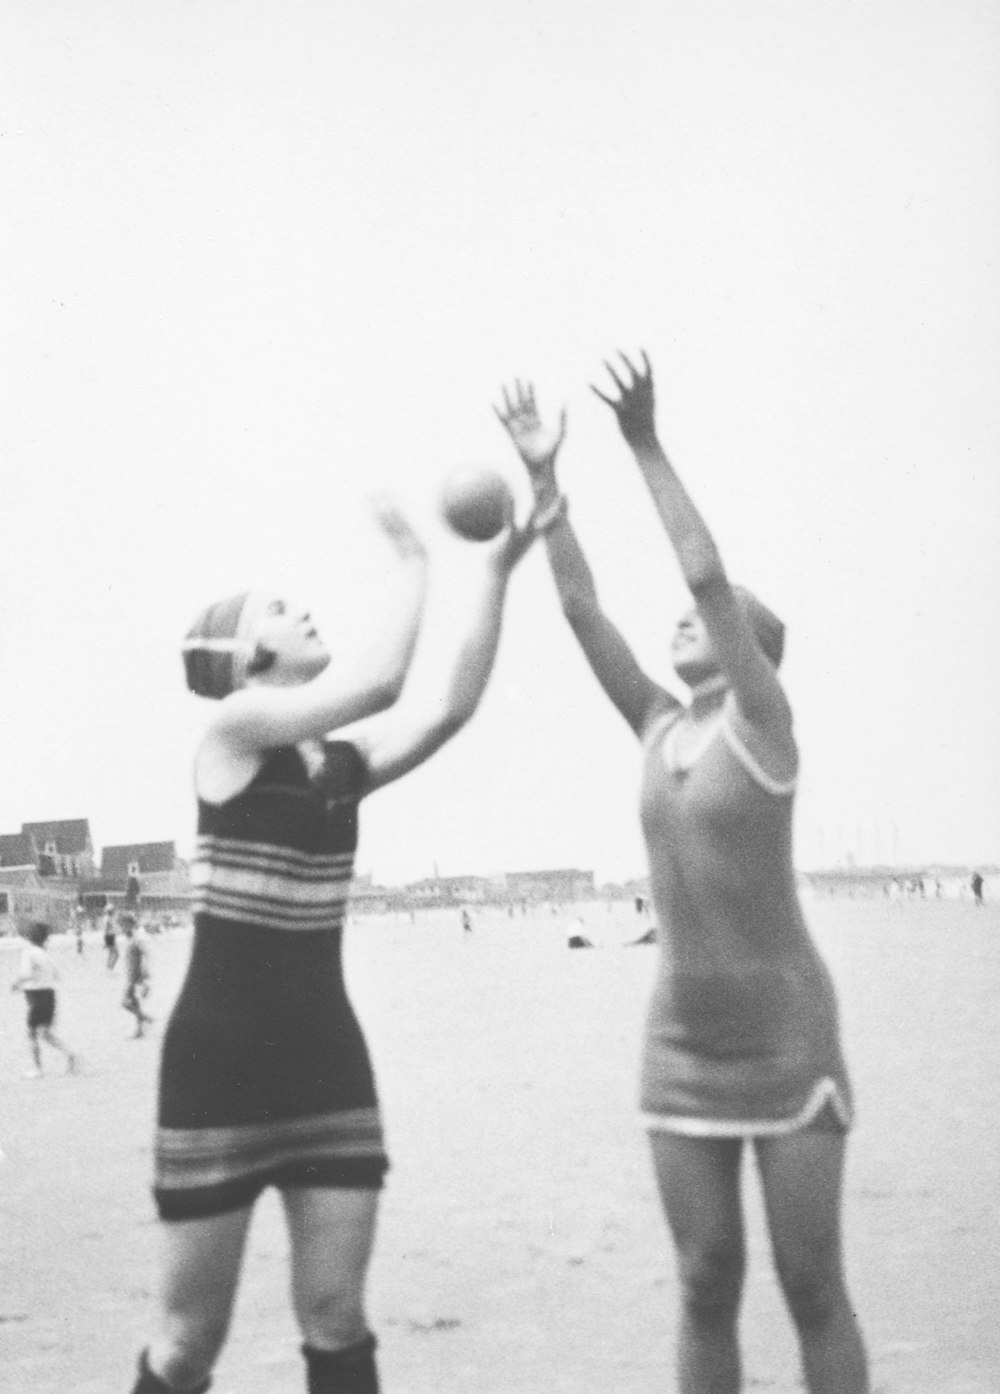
641, 1077, 851, 1138
642, 708, 682, 750
717, 711, 797, 797
645, 705, 796, 797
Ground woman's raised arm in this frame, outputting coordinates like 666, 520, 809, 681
593, 353, 790, 738
352, 502, 540, 793
208, 499, 429, 752
496, 380, 676, 739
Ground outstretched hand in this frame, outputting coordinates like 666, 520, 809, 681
591, 351, 656, 446
494, 380, 567, 480
369, 494, 427, 562
486, 492, 546, 576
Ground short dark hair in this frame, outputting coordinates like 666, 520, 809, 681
246, 643, 277, 678
27, 921, 51, 947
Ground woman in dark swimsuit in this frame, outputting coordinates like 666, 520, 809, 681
498, 360, 868, 1394
130, 497, 539, 1394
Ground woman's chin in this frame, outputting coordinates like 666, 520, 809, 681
674, 659, 716, 688
285, 650, 330, 685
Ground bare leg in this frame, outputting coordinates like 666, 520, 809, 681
40, 1026, 77, 1069
649, 1132, 746, 1394
282, 1187, 380, 1350
124, 994, 146, 1037
755, 1131, 868, 1393
26, 1027, 42, 1075
146, 1206, 254, 1390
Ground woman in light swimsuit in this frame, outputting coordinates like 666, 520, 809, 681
498, 358, 868, 1394
130, 496, 540, 1394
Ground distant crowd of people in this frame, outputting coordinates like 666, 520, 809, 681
884, 871, 987, 904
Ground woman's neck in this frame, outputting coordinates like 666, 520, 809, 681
687, 674, 728, 720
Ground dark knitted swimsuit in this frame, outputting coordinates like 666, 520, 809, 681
153, 741, 387, 1220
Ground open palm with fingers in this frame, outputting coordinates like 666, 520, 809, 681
592, 351, 656, 446
494, 380, 567, 480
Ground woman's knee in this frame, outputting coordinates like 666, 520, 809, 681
149, 1309, 231, 1389
774, 1252, 845, 1331
284, 1187, 377, 1346
294, 1270, 367, 1347
151, 1272, 242, 1384
676, 1240, 746, 1321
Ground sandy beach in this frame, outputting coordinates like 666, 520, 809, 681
1, 898, 998, 1393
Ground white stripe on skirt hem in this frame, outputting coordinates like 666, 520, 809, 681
641, 1076, 851, 1137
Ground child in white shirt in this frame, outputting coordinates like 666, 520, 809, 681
10, 922, 79, 1077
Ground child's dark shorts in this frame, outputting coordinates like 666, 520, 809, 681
25, 988, 56, 1030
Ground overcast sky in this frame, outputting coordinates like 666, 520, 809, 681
2, 1, 998, 884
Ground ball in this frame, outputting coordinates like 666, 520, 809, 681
440, 468, 512, 541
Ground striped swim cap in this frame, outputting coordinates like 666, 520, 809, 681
181, 591, 271, 699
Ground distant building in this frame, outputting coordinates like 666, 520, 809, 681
621, 876, 651, 901
347, 867, 597, 915
348, 872, 413, 914
101, 839, 178, 882
0, 820, 97, 933
404, 874, 496, 907
0, 819, 95, 879
0, 866, 79, 935
502, 868, 595, 903
0, 818, 194, 933
91, 840, 191, 912
0, 832, 35, 869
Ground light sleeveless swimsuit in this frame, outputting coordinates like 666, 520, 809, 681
639, 708, 852, 1136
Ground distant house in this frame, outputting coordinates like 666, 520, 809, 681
19, 819, 95, 879
101, 840, 178, 882
347, 867, 599, 915
503, 868, 595, 903
0, 832, 35, 869
95, 840, 191, 909
0, 820, 196, 933
0, 866, 78, 935
0, 819, 96, 933
403, 874, 495, 907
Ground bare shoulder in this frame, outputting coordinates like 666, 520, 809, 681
193, 724, 266, 806
723, 692, 798, 789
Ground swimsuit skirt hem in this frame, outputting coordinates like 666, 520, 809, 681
154, 1152, 390, 1222
641, 1076, 852, 1138
153, 1098, 390, 1220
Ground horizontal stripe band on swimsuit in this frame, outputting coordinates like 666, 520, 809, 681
192, 872, 352, 908
196, 852, 353, 883
193, 836, 355, 879
155, 1107, 385, 1192
192, 894, 348, 931
191, 836, 354, 930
